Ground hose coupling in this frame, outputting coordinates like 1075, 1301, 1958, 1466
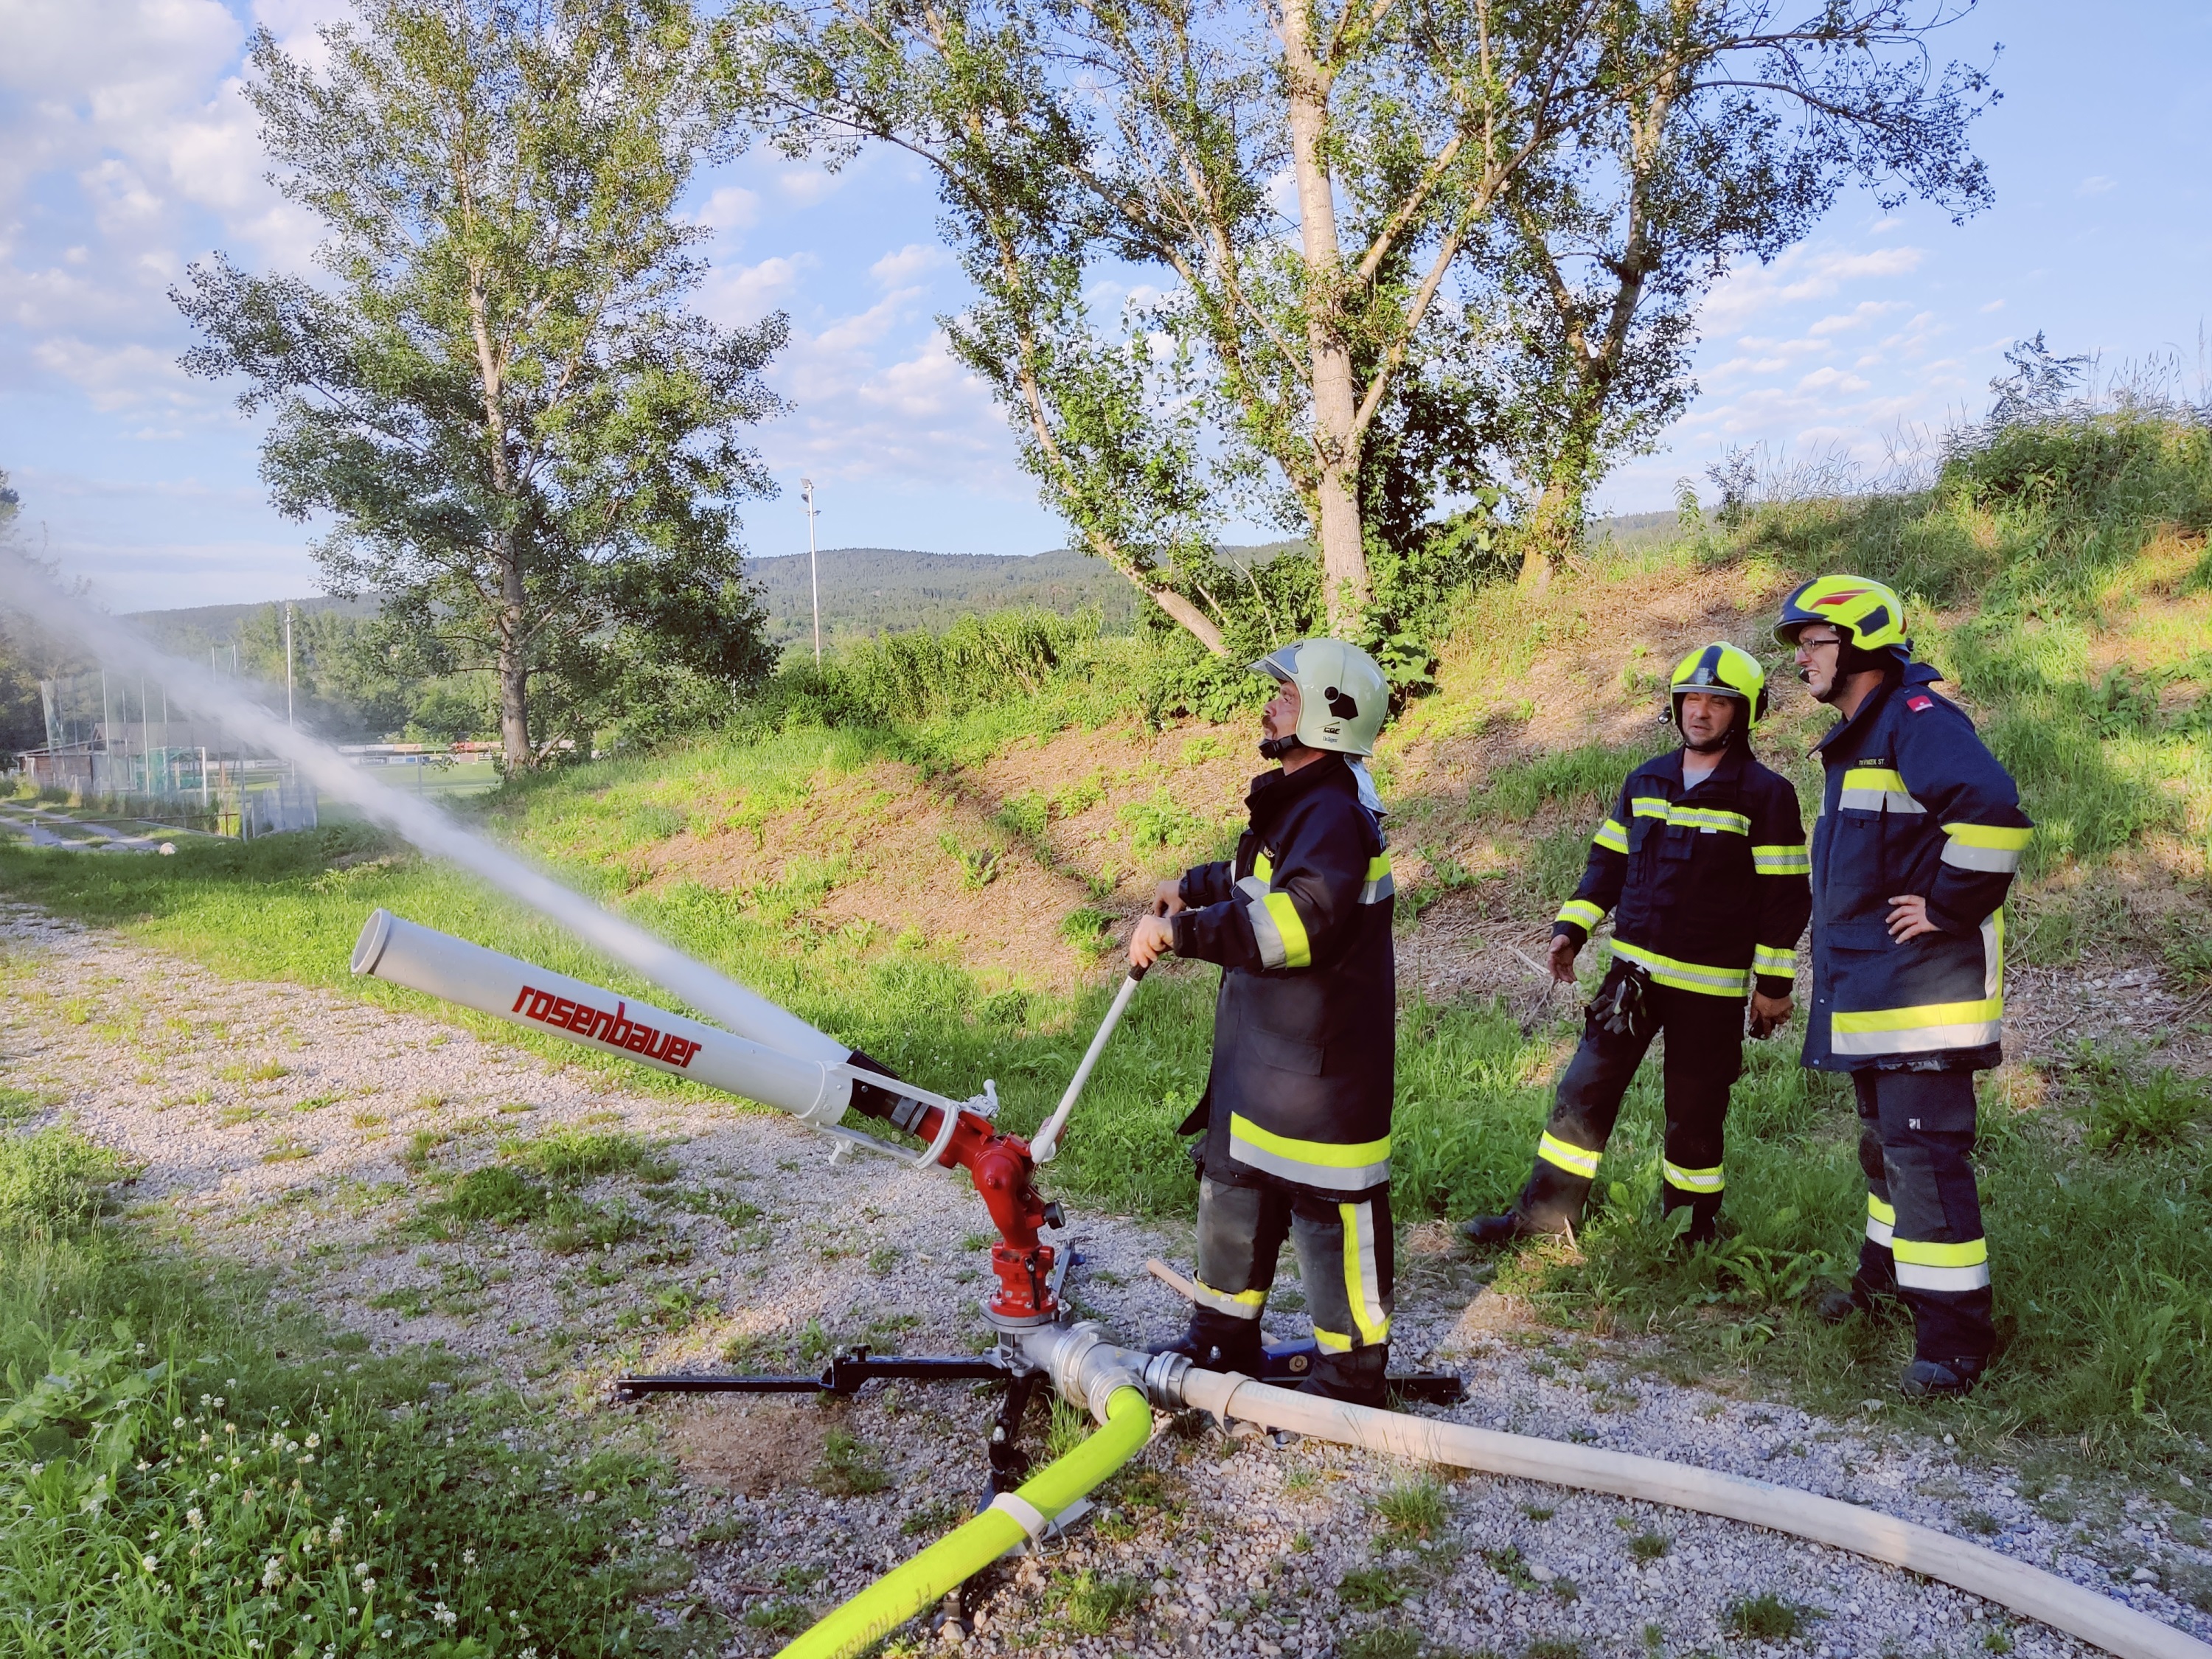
1013, 1321, 1150, 1424
1141, 1349, 1192, 1410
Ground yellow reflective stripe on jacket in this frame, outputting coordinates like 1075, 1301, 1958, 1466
1941, 821, 2033, 872
1753, 944, 1795, 976
1829, 996, 2002, 1055
1340, 1200, 1391, 1345
1227, 1113, 1391, 1191
1630, 797, 1748, 835
1537, 1131, 1601, 1179
1253, 852, 1273, 882
1663, 1161, 1724, 1194
1610, 938, 1750, 997
1312, 1326, 1353, 1353
1360, 852, 1394, 905
1593, 818, 1630, 854
1189, 1277, 1266, 1321
1245, 889, 1312, 970
1865, 1193, 1896, 1247
1753, 843, 1811, 874
1669, 806, 1750, 835
1557, 898, 1606, 931
1893, 1234, 1991, 1291
1838, 766, 1926, 813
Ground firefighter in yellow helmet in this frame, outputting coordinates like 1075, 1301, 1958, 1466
1776, 575, 2032, 1399
1127, 639, 1398, 1405
1464, 642, 1810, 1248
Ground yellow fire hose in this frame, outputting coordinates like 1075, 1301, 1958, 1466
777, 1385, 1153, 1659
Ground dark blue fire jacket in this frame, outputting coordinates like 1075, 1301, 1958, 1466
1803, 660, 2033, 1072
1170, 753, 1396, 1192
1554, 741, 1812, 1001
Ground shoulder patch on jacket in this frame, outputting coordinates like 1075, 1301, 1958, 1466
1906, 695, 1934, 712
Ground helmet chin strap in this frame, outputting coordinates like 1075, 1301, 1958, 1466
1259, 734, 1305, 762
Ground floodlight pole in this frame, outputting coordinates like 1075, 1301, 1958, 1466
285, 603, 296, 727
801, 476, 821, 667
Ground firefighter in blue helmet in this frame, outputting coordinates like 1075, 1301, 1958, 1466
1775, 576, 2033, 1399
1127, 638, 1398, 1406
1463, 643, 1812, 1249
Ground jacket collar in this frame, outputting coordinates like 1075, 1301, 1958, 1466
1810, 658, 1942, 757
1246, 750, 1352, 834
1672, 740, 1749, 794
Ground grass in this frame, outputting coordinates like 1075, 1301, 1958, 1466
1723, 1592, 1820, 1641
1054, 1568, 1147, 1635
0, 1126, 706, 1658
1374, 1472, 1450, 1540
813, 1427, 892, 1496
0, 416, 2206, 1478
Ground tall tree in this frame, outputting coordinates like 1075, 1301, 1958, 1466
178, 0, 785, 770
1477, 2, 1993, 583
751, 0, 1990, 645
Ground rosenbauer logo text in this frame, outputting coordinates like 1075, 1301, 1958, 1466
512, 985, 702, 1068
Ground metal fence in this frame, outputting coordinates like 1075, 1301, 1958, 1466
18, 669, 319, 841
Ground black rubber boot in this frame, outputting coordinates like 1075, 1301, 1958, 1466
1899, 1357, 1986, 1399
1461, 1211, 1553, 1248
1815, 1283, 1872, 1325
1300, 1344, 1388, 1408
1148, 1309, 1263, 1376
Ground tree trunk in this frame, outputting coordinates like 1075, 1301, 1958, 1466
1139, 579, 1228, 655
1517, 476, 1582, 591
1276, 0, 1368, 634
495, 529, 532, 770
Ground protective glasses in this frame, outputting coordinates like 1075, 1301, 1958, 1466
1792, 633, 1845, 658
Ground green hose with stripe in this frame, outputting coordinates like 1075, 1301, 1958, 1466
777, 1385, 1154, 1659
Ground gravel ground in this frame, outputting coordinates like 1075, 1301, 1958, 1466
4, 905, 2208, 1659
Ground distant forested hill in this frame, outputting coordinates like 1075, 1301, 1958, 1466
748, 543, 1307, 648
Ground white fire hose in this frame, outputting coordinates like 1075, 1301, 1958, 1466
1012, 1325, 2211, 1659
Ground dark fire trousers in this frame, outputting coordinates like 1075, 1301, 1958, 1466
1191, 1166, 1393, 1400
1851, 1068, 1993, 1363
1515, 972, 1745, 1238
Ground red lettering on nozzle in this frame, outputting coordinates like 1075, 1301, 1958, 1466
509, 985, 699, 1069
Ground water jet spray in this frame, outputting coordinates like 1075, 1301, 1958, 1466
11, 558, 2205, 1659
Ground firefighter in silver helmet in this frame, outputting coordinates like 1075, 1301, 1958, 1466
1127, 638, 1399, 1405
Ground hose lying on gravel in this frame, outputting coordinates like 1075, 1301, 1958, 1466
777, 1385, 1153, 1659
1175, 1368, 2212, 1659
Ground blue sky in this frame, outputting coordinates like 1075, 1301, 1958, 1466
1, 0, 2206, 609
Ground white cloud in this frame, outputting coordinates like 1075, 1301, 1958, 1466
777, 167, 845, 207
869, 243, 947, 288
1809, 301, 1905, 336
695, 185, 761, 234
1698, 244, 1924, 333
1796, 366, 1872, 394
697, 254, 816, 327
2076, 175, 2117, 197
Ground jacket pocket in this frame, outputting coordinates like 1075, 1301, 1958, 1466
1819, 919, 1893, 953
1245, 1028, 1324, 1076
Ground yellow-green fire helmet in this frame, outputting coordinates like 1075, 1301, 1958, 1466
1669, 641, 1769, 727
1772, 574, 1910, 656
1250, 637, 1389, 757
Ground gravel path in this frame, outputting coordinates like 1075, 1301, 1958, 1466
4, 905, 2207, 1659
